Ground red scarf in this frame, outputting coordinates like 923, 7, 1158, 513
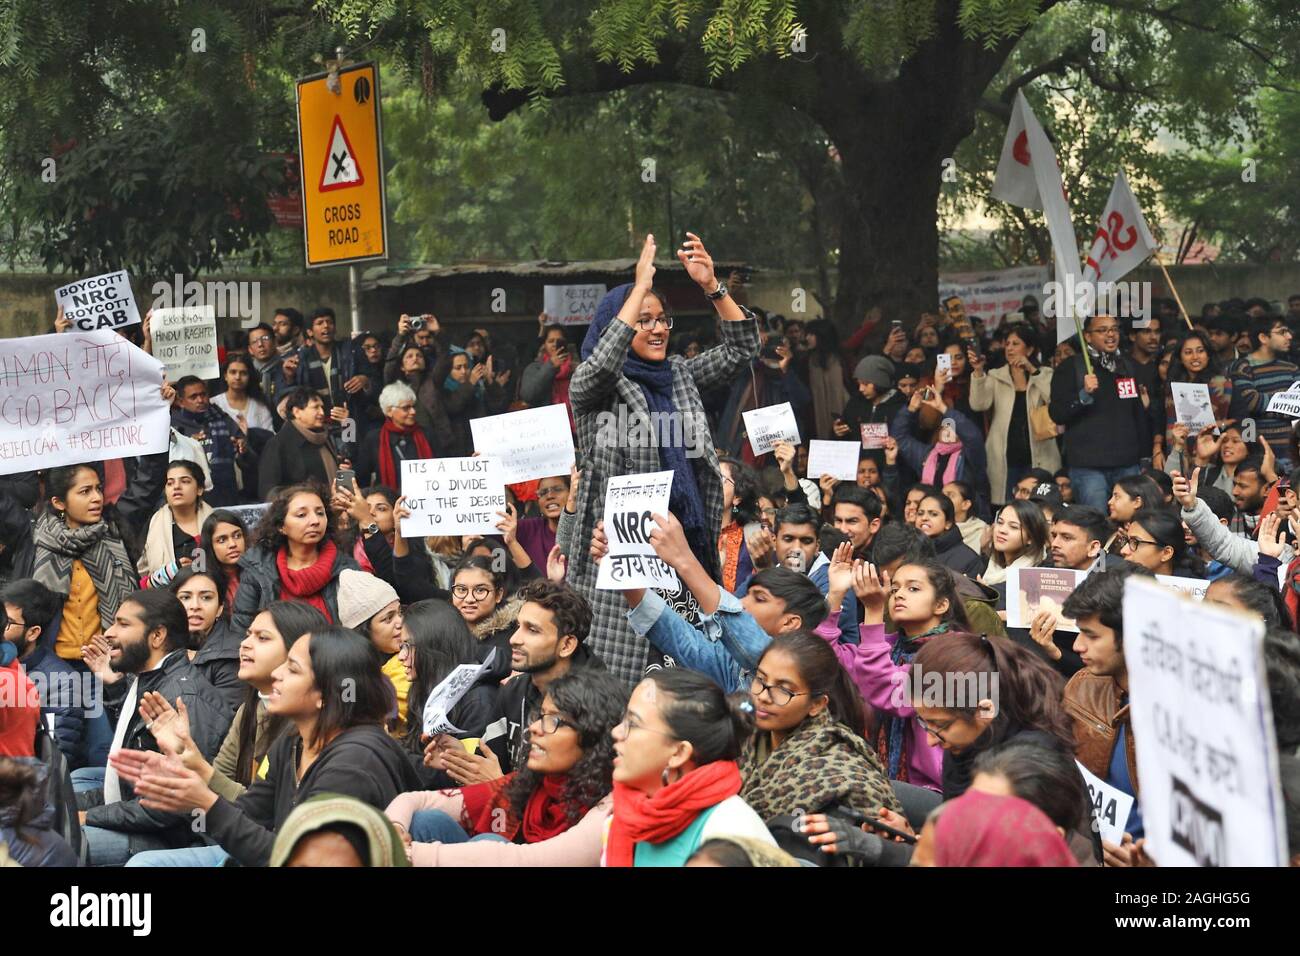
605, 761, 742, 867
377, 421, 433, 489
460, 772, 580, 843
275, 539, 337, 622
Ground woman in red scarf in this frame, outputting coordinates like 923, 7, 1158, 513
604, 668, 775, 867
353, 382, 434, 489
231, 482, 359, 633
385, 670, 626, 865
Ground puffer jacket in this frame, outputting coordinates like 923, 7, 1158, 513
1063, 669, 1138, 795
0, 757, 78, 867
230, 541, 358, 633
192, 617, 245, 721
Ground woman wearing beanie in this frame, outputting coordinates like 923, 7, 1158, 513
836, 355, 907, 474
232, 483, 358, 633
568, 232, 760, 688
337, 569, 409, 734
603, 668, 774, 866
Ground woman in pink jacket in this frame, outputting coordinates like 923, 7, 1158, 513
816, 548, 972, 792
385, 669, 625, 865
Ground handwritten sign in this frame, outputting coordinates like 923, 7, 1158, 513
741, 402, 801, 457
1266, 385, 1300, 419
399, 457, 506, 538
1155, 575, 1208, 601
1076, 760, 1135, 845
0, 330, 169, 475
470, 404, 575, 485
1122, 577, 1288, 866
596, 470, 678, 591
860, 423, 889, 450
422, 648, 497, 736
224, 502, 270, 532
1006, 567, 1082, 632
151, 305, 218, 380
54, 271, 141, 332
543, 284, 607, 327
1171, 383, 1217, 436
806, 440, 860, 482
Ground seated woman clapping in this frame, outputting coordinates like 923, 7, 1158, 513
386, 668, 626, 866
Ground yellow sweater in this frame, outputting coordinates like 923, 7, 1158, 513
382, 654, 411, 736
55, 560, 101, 660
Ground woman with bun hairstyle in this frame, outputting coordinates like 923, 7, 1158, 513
604, 667, 775, 866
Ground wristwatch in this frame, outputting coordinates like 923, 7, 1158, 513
706, 280, 729, 301
362, 522, 380, 537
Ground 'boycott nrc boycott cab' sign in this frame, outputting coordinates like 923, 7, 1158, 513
295, 61, 388, 267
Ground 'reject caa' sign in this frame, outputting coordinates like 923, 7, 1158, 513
295, 61, 389, 268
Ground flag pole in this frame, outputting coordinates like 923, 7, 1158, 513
1069, 303, 1093, 377
1154, 252, 1194, 330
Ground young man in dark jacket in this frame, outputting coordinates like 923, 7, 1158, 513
1048, 314, 1151, 511
74, 588, 232, 866
290, 308, 379, 440
3, 580, 89, 768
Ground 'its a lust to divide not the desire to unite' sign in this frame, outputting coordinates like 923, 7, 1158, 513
399, 457, 506, 538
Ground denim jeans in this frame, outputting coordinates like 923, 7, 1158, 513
1069, 464, 1142, 511
409, 809, 510, 845
83, 825, 134, 867
71, 766, 106, 794
126, 845, 230, 867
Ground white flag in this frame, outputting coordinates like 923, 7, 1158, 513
1081, 171, 1158, 287
991, 91, 1082, 343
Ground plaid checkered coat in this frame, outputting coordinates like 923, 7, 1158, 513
566, 314, 760, 688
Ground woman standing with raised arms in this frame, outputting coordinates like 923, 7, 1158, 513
565, 233, 761, 687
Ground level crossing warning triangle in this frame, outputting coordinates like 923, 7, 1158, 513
319, 116, 364, 191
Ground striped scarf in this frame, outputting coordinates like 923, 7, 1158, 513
31, 512, 134, 631
878, 622, 949, 780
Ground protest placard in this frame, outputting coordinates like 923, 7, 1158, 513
54, 271, 142, 333
860, 423, 889, 450
1171, 383, 1217, 436
1155, 575, 1209, 601
1266, 385, 1300, 419
806, 440, 860, 481
595, 470, 678, 591
470, 404, 575, 485
399, 457, 506, 538
1076, 760, 1135, 845
422, 648, 498, 736
543, 284, 607, 326
1122, 577, 1288, 866
937, 266, 1049, 331
224, 502, 270, 532
0, 329, 169, 476
741, 402, 801, 457
1006, 567, 1082, 632
151, 305, 218, 380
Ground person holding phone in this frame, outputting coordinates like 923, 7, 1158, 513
520, 321, 577, 430
258, 388, 347, 500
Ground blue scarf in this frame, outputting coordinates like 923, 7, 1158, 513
444, 345, 484, 398
582, 284, 709, 540
884, 622, 949, 779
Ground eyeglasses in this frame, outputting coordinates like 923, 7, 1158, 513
750, 676, 807, 707
3, 617, 25, 631
1119, 534, 1159, 551
532, 712, 575, 736
537, 485, 568, 497
451, 584, 494, 601
614, 713, 678, 740
248, 335, 271, 345
1089, 325, 1121, 335
392, 403, 417, 412
397, 641, 412, 658
635, 316, 673, 332
916, 715, 954, 741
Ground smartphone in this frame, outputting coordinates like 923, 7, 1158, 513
334, 467, 356, 495
839, 807, 917, 844
891, 319, 903, 328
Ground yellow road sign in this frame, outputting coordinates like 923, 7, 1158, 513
295, 62, 388, 268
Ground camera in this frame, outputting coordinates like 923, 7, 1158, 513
408, 316, 425, 332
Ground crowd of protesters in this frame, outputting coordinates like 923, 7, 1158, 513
2, 236, 1300, 869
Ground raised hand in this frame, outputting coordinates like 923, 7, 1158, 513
1029, 609, 1062, 661
647, 512, 693, 569
773, 440, 796, 474
676, 231, 716, 290
1170, 468, 1200, 511
883, 436, 899, 467
589, 520, 609, 565
1257, 511, 1284, 558
850, 560, 890, 612
634, 233, 657, 290
826, 541, 854, 598
545, 545, 567, 583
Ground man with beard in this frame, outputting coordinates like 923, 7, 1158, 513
71, 588, 232, 866
1229, 459, 1271, 536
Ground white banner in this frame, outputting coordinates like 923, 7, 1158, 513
1081, 171, 1158, 288
470, 404, 575, 485
1266, 385, 1300, 419
1171, 383, 1217, 437
741, 402, 801, 457
422, 648, 498, 736
806, 440, 859, 482
399, 457, 506, 538
1122, 577, 1288, 866
1076, 759, 1135, 845
151, 305, 218, 380
0, 329, 169, 475
990, 91, 1083, 343
596, 470, 678, 591
543, 284, 607, 327
54, 270, 142, 333
937, 266, 1049, 331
